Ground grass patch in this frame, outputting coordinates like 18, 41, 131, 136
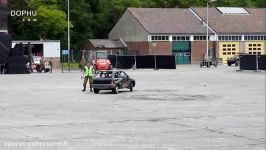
61, 62, 80, 70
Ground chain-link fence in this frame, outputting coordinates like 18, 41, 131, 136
60, 50, 82, 72
61, 50, 82, 63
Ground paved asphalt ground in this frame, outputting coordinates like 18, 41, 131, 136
0, 65, 265, 150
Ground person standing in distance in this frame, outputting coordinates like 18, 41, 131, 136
40, 56, 45, 72
82, 63, 94, 92
49, 58, 53, 73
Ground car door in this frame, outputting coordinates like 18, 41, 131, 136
114, 71, 122, 88
120, 71, 130, 88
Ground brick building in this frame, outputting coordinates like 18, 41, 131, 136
84, 39, 127, 55
108, 7, 266, 64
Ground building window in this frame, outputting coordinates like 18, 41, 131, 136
244, 35, 266, 41
193, 36, 208, 41
151, 35, 169, 41
218, 35, 241, 41
172, 36, 189, 41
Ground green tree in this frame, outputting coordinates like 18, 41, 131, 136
68, 0, 93, 50
256, 0, 266, 7
8, 0, 68, 46
214, 0, 256, 7
8, 0, 29, 40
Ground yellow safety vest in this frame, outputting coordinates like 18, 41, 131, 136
84, 66, 93, 77
88, 66, 93, 77
84, 66, 89, 77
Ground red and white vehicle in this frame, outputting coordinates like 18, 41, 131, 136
87, 50, 113, 71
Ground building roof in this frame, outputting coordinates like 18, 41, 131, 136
89, 39, 127, 49
191, 7, 266, 34
127, 8, 210, 34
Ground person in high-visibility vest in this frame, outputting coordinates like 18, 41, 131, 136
82, 63, 94, 92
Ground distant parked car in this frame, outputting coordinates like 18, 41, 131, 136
227, 55, 240, 66
32, 56, 51, 72
92, 70, 135, 94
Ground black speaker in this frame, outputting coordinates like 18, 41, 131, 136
7, 66, 27, 74
8, 56, 27, 67
11, 43, 25, 56
0, 34, 11, 64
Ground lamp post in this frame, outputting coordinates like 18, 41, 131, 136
206, 0, 209, 60
206, 0, 216, 60
67, 0, 70, 72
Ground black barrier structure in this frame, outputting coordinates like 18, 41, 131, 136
108, 55, 176, 69
239, 55, 257, 70
258, 55, 266, 70
108, 55, 135, 69
136, 55, 155, 69
156, 55, 176, 69
108, 55, 117, 68
117, 56, 135, 69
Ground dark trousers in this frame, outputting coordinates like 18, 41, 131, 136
83, 76, 92, 90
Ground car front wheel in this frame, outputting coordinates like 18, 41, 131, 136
94, 89, 99, 94
113, 86, 119, 94
129, 82, 133, 92
36, 65, 42, 73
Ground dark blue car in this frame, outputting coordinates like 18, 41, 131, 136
92, 70, 136, 94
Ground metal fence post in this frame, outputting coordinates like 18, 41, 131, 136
115, 54, 117, 69
154, 55, 157, 69
61, 50, 64, 73
134, 55, 137, 70
28, 42, 33, 73
256, 52, 258, 71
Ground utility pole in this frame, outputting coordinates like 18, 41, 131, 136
206, 0, 209, 60
67, 0, 70, 72
206, 0, 216, 60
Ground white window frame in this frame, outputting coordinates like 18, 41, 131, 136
244, 35, 266, 41
193, 35, 209, 41
218, 35, 242, 41
172, 35, 190, 41
150, 35, 170, 41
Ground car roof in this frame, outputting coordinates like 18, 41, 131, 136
97, 70, 123, 73
97, 70, 120, 72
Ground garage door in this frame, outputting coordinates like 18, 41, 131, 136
245, 42, 265, 55
172, 41, 191, 64
219, 42, 240, 63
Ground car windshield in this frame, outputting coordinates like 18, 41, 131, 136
96, 52, 107, 59
94, 71, 113, 78
33, 56, 41, 62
